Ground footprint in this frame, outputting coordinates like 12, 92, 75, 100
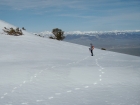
75, 88, 80, 90
39, 71, 42, 74
19, 84, 23, 87
67, 90, 72, 93
100, 79, 102, 81
11, 90, 15, 93
99, 69, 102, 71
36, 100, 43, 102
4, 93, 8, 95
21, 102, 28, 105
85, 86, 89, 88
99, 75, 102, 77
51, 66, 55, 68
55, 93, 61, 95
6, 104, 13, 105
34, 74, 37, 76
13, 87, 17, 90
99, 66, 102, 68
94, 82, 97, 85
1, 96, 4, 99
48, 97, 53, 100
23, 81, 26, 84
68, 63, 71, 65
30, 79, 33, 82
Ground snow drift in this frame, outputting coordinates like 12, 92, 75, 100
0, 20, 140, 105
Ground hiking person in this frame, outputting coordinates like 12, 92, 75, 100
89, 43, 94, 56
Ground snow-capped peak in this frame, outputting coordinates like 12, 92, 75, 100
37, 30, 140, 36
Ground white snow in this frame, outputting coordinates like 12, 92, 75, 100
0, 20, 140, 105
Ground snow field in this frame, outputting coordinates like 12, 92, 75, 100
0, 44, 108, 105
0, 20, 140, 105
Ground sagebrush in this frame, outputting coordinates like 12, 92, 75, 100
49, 28, 65, 40
3, 27, 23, 36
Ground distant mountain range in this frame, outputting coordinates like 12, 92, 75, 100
34, 30, 140, 56
34, 30, 140, 36
34, 30, 140, 47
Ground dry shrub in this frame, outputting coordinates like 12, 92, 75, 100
50, 28, 65, 40
101, 48, 106, 50
3, 27, 23, 36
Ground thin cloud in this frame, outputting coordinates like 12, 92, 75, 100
59, 13, 96, 19
90, 12, 140, 25
0, 0, 140, 31
0, 0, 139, 9
0, 0, 88, 10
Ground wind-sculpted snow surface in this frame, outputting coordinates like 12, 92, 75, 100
0, 20, 140, 105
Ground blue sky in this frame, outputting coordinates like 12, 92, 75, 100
0, 0, 140, 32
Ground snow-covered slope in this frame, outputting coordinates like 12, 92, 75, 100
0, 20, 140, 105
35, 30, 140, 53
0, 20, 16, 29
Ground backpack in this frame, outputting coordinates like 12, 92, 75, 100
92, 46, 94, 49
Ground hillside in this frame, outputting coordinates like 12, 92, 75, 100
36, 30, 140, 56
0, 20, 140, 105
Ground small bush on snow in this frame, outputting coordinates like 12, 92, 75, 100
49, 28, 65, 40
3, 27, 23, 36
22, 27, 26, 30
101, 48, 106, 50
